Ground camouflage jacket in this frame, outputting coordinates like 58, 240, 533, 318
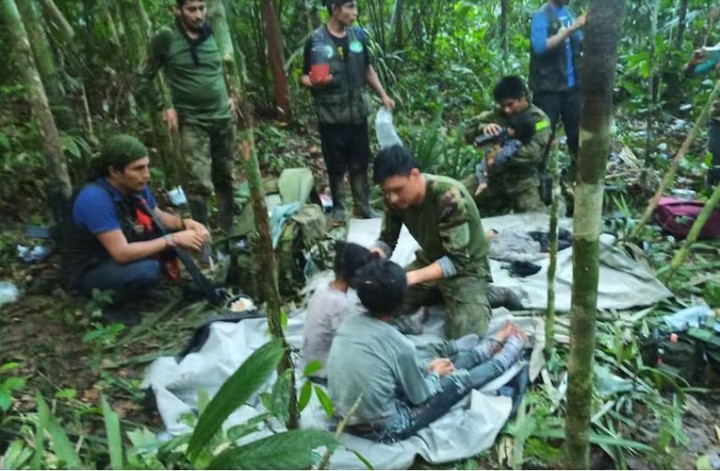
464, 104, 551, 183
376, 174, 491, 280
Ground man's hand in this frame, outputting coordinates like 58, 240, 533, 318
164, 108, 179, 133
475, 182, 488, 196
183, 219, 210, 239
381, 94, 395, 110
310, 74, 334, 88
369, 246, 387, 259
172, 230, 208, 252
482, 123, 503, 136
427, 358, 455, 377
570, 14, 587, 32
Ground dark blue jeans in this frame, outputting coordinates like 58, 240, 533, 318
350, 357, 507, 443
76, 258, 161, 298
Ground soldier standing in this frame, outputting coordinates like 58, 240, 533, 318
137, 0, 237, 257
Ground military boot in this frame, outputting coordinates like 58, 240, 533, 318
349, 172, 380, 219
215, 187, 236, 236
328, 173, 346, 225
188, 196, 212, 265
487, 285, 524, 311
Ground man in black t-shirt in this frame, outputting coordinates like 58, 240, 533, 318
300, 0, 394, 224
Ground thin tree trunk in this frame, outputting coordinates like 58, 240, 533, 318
209, 0, 299, 429
3, 0, 72, 222
564, 1, 625, 469
643, 0, 659, 167
391, 0, 404, 50
500, 0, 509, 53
17, 0, 76, 130
675, 0, 689, 48
261, 0, 292, 122
38, 0, 74, 41
628, 79, 720, 241
545, 143, 560, 359
662, 183, 720, 281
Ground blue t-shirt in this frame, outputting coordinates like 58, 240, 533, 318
531, 5, 583, 88
72, 178, 157, 235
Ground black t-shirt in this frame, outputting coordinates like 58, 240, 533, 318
302, 26, 371, 74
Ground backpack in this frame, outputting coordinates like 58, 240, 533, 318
654, 196, 720, 239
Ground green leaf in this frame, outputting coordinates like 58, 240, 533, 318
268, 370, 291, 423
187, 340, 284, 463
534, 428, 654, 452
314, 385, 334, 417
54, 388, 77, 399
101, 396, 124, 469
349, 449, 375, 470
0, 362, 20, 373
303, 360, 323, 378
207, 429, 338, 470
36, 393, 82, 469
0, 391, 11, 412
226, 413, 270, 442
3, 376, 26, 391
297, 380, 312, 412
1, 440, 32, 469
0, 132, 10, 151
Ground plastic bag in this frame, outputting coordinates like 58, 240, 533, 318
0, 282, 19, 307
375, 108, 402, 149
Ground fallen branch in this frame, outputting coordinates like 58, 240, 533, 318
317, 395, 362, 470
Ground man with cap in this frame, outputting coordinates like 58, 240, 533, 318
61, 134, 210, 324
300, 0, 394, 224
137, 0, 237, 245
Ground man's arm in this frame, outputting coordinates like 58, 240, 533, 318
136, 29, 171, 112
97, 227, 207, 265
464, 110, 500, 145
509, 120, 551, 168
531, 11, 586, 55
365, 66, 394, 109
372, 205, 403, 258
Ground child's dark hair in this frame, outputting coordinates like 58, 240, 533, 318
333, 241, 377, 287
506, 113, 536, 144
355, 259, 407, 315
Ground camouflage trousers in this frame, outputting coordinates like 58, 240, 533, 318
464, 174, 546, 217
402, 261, 492, 339
179, 119, 236, 199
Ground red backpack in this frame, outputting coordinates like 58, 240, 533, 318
654, 196, 720, 239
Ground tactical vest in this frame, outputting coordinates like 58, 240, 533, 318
61, 180, 156, 288
529, 3, 582, 93
310, 26, 370, 125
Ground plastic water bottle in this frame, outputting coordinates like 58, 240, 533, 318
375, 108, 402, 149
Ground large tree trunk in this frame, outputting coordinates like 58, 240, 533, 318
564, 1, 625, 469
261, 0, 291, 122
17, 0, 76, 131
3, 0, 72, 222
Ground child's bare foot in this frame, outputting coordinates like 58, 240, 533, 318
492, 321, 515, 344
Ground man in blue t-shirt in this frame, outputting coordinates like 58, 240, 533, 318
529, 0, 586, 189
62, 134, 209, 324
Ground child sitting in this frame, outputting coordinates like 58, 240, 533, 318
301, 241, 376, 382
475, 113, 536, 195
328, 259, 527, 443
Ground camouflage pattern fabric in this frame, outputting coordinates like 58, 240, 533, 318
463, 104, 551, 215
179, 119, 236, 198
401, 261, 491, 339
306, 226, 347, 276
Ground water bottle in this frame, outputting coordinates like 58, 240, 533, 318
310, 43, 330, 83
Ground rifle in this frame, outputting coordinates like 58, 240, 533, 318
136, 197, 227, 306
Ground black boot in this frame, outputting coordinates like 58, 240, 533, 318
215, 187, 235, 236
349, 172, 380, 219
487, 285, 524, 310
328, 173, 346, 225
188, 196, 211, 265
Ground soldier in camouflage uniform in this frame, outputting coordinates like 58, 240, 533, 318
137, 0, 237, 241
370, 145, 493, 339
464, 76, 551, 216
685, 50, 720, 188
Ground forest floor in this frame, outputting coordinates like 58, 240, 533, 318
3, 122, 720, 469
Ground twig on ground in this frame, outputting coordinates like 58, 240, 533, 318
317, 395, 362, 470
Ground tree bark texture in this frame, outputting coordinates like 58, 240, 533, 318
391, 0, 404, 50
675, 0, 688, 48
17, 0, 76, 130
4, 0, 73, 222
261, 0, 292, 122
39, 0, 74, 41
545, 144, 560, 359
643, 0, 659, 166
500, 0, 509, 53
564, 1, 625, 469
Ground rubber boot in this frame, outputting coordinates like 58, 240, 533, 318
487, 285, 524, 310
188, 196, 212, 265
349, 172, 380, 219
328, 173, 345, 225
215, 187, 235, 236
